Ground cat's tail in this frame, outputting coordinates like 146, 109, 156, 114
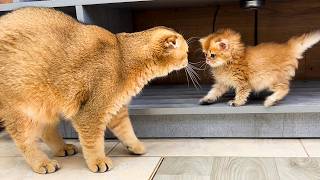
288, 30, 320, 59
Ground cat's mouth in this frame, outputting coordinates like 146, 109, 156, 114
206, 58, 214, 65
206, 58, 212, 64
182, 60, 188, 68
175, 59, 188, 70
206, 59, 225, 68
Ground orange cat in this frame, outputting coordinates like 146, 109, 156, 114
199, 29, 320, 107
0, 8, 188, 174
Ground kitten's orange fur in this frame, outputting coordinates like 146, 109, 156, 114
199, 29, 320, 107
0, 7, 188, 174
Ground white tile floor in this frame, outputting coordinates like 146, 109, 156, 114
301, 139, 320, 157
1, 131, 319, 180
110, 139, 307, 157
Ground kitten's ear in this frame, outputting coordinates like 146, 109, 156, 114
164, 35, 178, 49
218, 40, 229, 50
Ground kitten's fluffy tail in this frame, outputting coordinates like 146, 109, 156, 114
288, 30, 320, 59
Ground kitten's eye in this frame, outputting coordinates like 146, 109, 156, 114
210, 54, 216, 58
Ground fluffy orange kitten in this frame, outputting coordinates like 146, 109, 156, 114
0, 8, 188, 174
199, 29, 320, 107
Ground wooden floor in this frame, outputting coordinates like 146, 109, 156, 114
130, 81, 320, 115
153, 157, 320, 180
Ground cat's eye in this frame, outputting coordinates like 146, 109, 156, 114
210, 54, 216, 58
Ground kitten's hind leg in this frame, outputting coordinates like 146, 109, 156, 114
41, 123, 77, 157
4, 110, 60, 174
228, 84, 251, 107
264, 83, 289, 107
199, 83, 228, 105
107, 106, 145, 155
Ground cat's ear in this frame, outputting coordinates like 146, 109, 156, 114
217, 40, 229, 50
199, 38, 206, 46
164, 35, 178, 49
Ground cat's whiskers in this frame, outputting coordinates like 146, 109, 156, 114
187, 36, 200, 45
189, 61, 204, 65
184, 63, 201, 89
194, 48, 203, 54
186, 69, 198, 89
187, 64, 204, 73
199, 61, 209, 70
188, 62, 207, 71
187, 60, 207, 71
187, 71, 201, 89
184, 68, 190, 87
187, 36, 200, 41
187, 65, 201, 80
200, 64, 207, 70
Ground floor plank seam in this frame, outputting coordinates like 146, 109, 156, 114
299, 139, 310, 157
273, 157, 282, 180
148, 157, 164, 180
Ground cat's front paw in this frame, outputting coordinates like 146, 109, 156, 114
127, 141, 146, 155
199, 97, 216, 105
31, 159, 60, 174
86, 156, 113, 173
228, 100, 245, 107
54, 143, 78, 157
264, 97, 277, 107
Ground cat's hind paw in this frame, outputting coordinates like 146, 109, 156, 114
54, 143, 78, 157
127, 141, 146, 155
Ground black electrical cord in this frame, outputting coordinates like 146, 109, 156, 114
239, 0, 265, 45
212, 5, 220, 32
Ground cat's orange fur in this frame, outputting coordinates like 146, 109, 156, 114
0, 7, 188, 174
199, 29, 320, 107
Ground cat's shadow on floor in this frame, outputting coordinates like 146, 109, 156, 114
214, 90, 273, 105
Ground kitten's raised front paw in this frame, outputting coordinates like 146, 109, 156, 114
54, 143, 78, 157
228, 100, 245, 107
32, 159, 60, 174
127, 141, 146, 155
199, 98, 216, 105
87, 156, 113, 173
